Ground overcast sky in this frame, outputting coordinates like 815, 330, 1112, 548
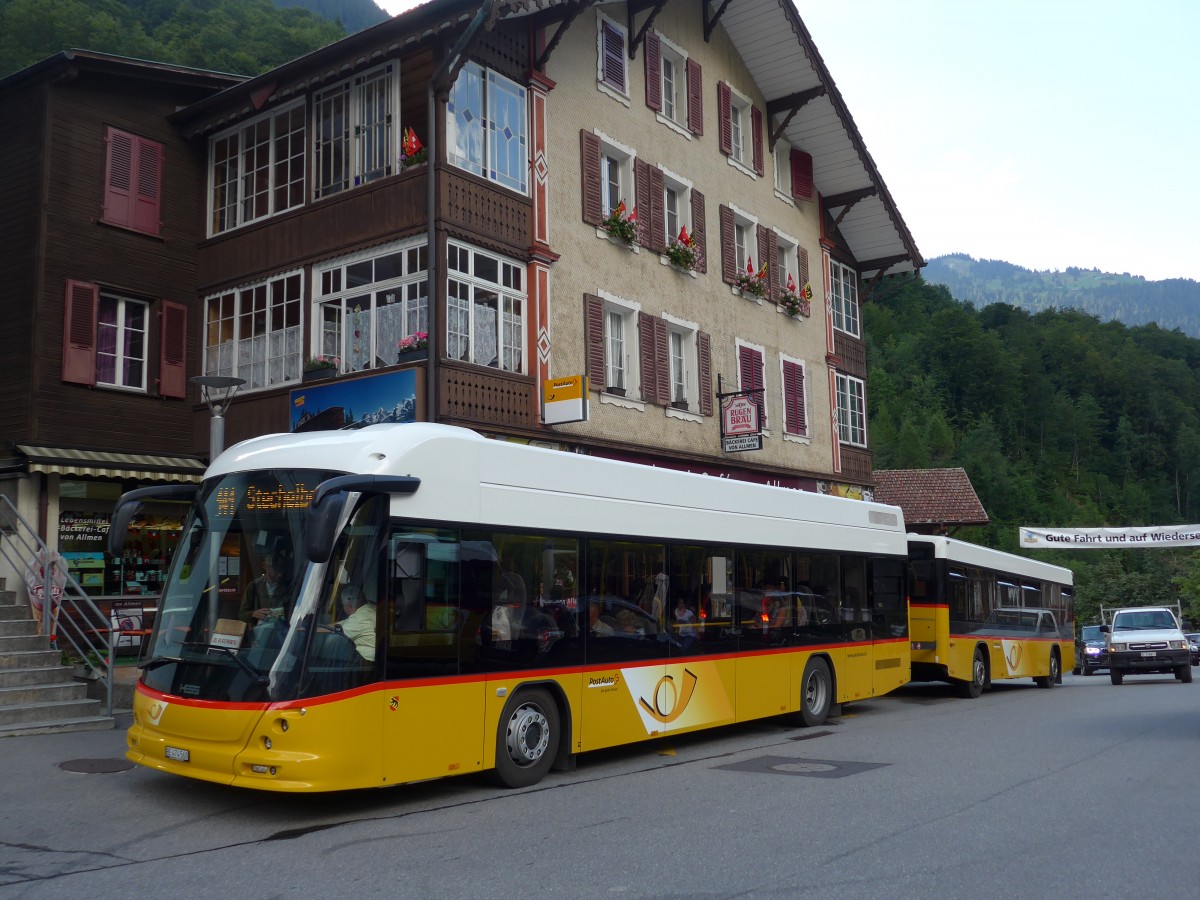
376, 0, 1200, 282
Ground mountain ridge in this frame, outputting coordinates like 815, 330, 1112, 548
922, 253, 1200, 339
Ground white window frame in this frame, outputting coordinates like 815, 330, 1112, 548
313, 63, 398, 200
775, 228, 799, 294
208, 100, 306, 236
446, 242, 526, 372
596, 12, 630, 103
729, 203, 759, 276
447, 61, 529, 194
726, 84, 753, 174
664, 312, 700, 418
598, 290, 642, 405
835, 371, 867, 447
597, 131, 636, 219
830, 259, 861, 337
657, 32, 690, 136
772, 139, 794, 205
204, 270, 305, 392
316, 239, 428, 374
96, 291, 149, 392
662, 167, 692, 248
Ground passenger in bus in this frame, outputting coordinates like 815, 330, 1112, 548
239, 549, 291, 625
336, 586, 377, 663
674, 597, 697, 650
491, 571, 527, 644
588, 600, 614, 637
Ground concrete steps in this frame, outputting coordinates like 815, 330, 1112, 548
0, 579, 114, 737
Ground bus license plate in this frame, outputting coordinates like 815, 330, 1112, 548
1140, 651, 1157, 657
165, 746, 190, 762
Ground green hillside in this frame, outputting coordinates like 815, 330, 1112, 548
0, 0, 347, 77
867, 275, 1200, 625
924, 254, 1200, 339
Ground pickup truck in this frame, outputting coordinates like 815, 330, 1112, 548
1100, 605, 1192, 685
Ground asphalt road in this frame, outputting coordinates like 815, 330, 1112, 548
2, 670, 1196, 899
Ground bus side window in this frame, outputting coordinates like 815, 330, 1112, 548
392, 543, 424, 631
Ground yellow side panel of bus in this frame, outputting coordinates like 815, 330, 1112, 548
873, 640, 911, 697
381, 680, 487, 785
736, 653, 792, 721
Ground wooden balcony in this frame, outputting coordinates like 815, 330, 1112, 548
438, 362, 536, 430
438, 168, 531, 257
840, 445, 874, 485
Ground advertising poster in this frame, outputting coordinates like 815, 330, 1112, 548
289, 369, 418, 432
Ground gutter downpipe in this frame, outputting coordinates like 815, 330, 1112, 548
426, 0, 497, 425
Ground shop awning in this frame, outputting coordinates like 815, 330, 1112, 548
16, 445, 206, 483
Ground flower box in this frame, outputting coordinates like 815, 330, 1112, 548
303, 367, 336, 383
397, 349, 428, 365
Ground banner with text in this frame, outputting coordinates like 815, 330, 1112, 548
1020, 524, 1200, 549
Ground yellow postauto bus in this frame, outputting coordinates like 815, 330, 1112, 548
906, 535, 1074, 698
110, 423, 912, 792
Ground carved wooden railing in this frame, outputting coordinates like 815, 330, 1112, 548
839, 446, 874, 485
438, 363, 536, 429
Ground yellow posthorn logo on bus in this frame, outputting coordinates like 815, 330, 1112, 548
638, 668, 699, 724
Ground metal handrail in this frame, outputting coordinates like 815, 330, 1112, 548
0, 494, 112, 716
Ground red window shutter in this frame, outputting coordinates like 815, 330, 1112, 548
799, 245, 810, 288
649, 165, 665, 254
686, 58, 703, 135
698, 331, 713, 416
783, 360, 807, 435
757, 225, 771, 297
767, 231, 780, 303
638, 312, 655, 403
102, 128, 134, 229
719, 204, 735, 284
652, 317, 669, 405
159, 300, 187, 399
738, 345, 765, 427
62, 279, 98, 386
752, 106, 764, 176
584, 294, 605, 389
691, 189, 706, 273
580, 130, 602, 226
791, 148, 814, 201
717, 82, 732, 156
634, 158, 651, 247
133, 139, 163, 236
601, 20, 625, 92
644, 31, 662, 111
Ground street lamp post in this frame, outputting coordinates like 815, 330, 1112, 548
190, 375, 246, 462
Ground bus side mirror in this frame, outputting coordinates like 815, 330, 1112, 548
305, 475, 421, 565
109, 484, 199, 557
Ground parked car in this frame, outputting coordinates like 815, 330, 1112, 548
1073, 624, 1108, 676
1186, 633, 1200, 666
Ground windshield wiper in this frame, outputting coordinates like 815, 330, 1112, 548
140, 655, 182, 671
206, 645, 270, 686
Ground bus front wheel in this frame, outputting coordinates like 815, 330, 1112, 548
493, 688, 559, 788
958, 648, 986, 699
800, 657, 832, 726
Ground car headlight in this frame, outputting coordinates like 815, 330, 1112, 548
1110, 643, 1127, 653
1169, 640, 1186, 650
1086, 646, 1102, 656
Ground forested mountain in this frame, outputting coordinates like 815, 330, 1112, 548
272, 0, 387, 33
0, 0, 346, 77
924, 254, 1200, 339
867, 276, 1200, 624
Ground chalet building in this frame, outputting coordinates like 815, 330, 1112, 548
0, 52, 241, 593
176, 0, 920, 491
1, 0, 920, 602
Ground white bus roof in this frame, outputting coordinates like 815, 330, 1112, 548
907, 534, 1073, 586
209, 424, 908, 556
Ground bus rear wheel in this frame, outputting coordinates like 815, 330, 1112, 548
1036, 651, 1060, 689
958, 648, 986, 699
493, 688, 559, 789
800, 657, 832, 726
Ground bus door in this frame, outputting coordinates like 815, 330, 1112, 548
869, 558, 909, 696
381, 530, 487, 784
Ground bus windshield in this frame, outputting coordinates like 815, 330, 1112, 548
140, 469, 335, 702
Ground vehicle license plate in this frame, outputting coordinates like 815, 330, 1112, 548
165, 746, 190, 762
1140, 651, 1157, 657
